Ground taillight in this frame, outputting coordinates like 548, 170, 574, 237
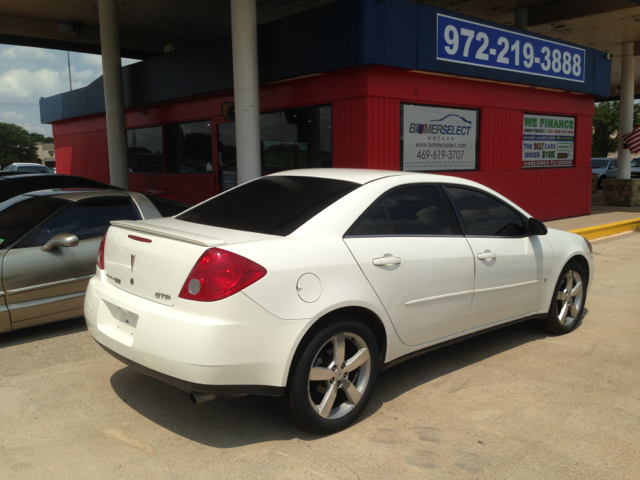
179, 248, 267, 302
97, 230, 108, 270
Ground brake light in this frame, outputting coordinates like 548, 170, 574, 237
179, 248, 267, 302
97, 230, 108, 270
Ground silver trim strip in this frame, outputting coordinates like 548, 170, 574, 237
0, 291, 5, 297
474, 279, 541, 295
6, 291, 85, 311
6, 275, 94, 295
405, 279, 540, 306
406, 290, 474, 306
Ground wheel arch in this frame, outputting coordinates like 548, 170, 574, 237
567, 253, 590, 286
283, 306, 388, 387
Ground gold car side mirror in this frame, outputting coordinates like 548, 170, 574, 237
41, 233, 79, 252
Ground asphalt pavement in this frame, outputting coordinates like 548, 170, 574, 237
1, 229, 639, 478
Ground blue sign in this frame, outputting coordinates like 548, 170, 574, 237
437, 14, 585, 83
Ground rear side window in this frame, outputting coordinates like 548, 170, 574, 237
177, 176, 359, 236
348, 186, 453, 236
0, 196, 69, 248
32, 196, 141, 245
446, 187, 526, 237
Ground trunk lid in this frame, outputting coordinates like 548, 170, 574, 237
103, 218, 275, 306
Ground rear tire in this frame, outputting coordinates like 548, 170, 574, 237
280, 318, 379, 434
539, 260, 587, 335
597, 176, 605, 189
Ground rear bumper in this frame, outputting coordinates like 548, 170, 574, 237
96, 341, 284, 397
85, 272, 311, 391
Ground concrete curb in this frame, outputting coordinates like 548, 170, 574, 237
570, 218, 640, 240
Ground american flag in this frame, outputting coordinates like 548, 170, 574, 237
622, 125, 640, 154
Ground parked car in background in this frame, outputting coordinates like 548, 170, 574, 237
631, 158, 640, 179
0, 173, 121, 204
3, 163, 55, 174
85, 169, 593, 433
0, 189, 189, 334
591, 158, 617, 189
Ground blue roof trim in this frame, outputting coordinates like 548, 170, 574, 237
40, 0, 610, 124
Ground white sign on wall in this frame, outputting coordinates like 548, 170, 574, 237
523, 114, 575, 168
402, 104, 479, 171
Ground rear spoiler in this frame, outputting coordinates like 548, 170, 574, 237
110, 220, 226, 248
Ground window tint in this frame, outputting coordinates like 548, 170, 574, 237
32, 196, 141, 246
165, 120, 213, 174
177, 176, 358, 236
446, 187, 526, 237
591, 159, 608, 169
143, 194, 190, 217
0, 196, 68, 248
348, 201, 391, 236
348, 186, 452, 236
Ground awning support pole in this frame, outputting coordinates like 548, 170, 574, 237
231, 0, 262, 185
617, 42, 635, 180
98, 0, 129, 189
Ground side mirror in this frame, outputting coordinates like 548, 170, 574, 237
41, 233, 79, 252
529, 218, 548, 236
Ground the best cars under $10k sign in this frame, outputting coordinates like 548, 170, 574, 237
522, 114, 575, 168
402, 104, 479, 172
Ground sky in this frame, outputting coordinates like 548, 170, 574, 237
0, 45, 139, 136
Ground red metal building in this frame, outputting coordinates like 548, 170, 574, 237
42, 0, 610, 220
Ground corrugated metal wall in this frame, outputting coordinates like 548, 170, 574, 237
51, 65, 595, 219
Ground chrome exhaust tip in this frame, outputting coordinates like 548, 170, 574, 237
190, 392, 217, 404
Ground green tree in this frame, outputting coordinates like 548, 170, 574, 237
592, 101, 640, 157
28, 132, 54, 144
0, 123, 38, 168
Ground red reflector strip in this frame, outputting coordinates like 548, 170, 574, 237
128, 234, 152, 243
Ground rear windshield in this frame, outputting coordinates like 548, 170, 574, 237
177, 176, 359, 236
591, 159, 608, 168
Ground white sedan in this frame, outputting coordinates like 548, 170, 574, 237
85, 169, 593, 433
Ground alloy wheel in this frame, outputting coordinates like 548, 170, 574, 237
307, 332, 372, 420
555, 269, 584, 326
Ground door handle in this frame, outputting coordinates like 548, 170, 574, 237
373, 255, 401, 267
477, 251, 497, 260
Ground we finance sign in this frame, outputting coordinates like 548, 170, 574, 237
523, 114, 575, 168
402, 104, 478, 172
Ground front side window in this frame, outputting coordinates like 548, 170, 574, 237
0, 196, 68, 248
32, 196, 141, 246
217, 105, 332, 191
348, 186, 453, 236
127, 126, 164, 173
177, 176, 357, 236
446, 186, 526, 237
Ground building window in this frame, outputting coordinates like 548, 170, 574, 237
217, 105, 332, 191
165, 120, 213, 173
127, 126, 164, 173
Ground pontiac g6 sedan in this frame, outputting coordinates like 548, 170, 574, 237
85, 169, 593, 433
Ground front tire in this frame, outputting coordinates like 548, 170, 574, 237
281, 318, 380, 434
540, 260, 587, 335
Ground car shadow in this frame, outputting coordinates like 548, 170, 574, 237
0, 316, 86, 349
109, 315, 586, 447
